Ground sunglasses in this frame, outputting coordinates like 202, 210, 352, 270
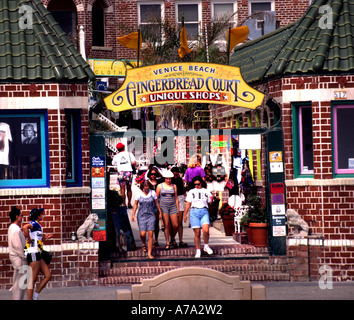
194, 183, 201, 186
150, 173, 156, 176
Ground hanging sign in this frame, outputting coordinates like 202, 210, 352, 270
104, 63, 264, 112
88, 59, 139, 77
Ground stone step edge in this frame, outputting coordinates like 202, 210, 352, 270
106, 253, 269, 265
110, 245, 268, 258
99, 272, 291, 285
100, 263, 289, 277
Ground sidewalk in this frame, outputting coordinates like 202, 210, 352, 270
0, 281, 353, 300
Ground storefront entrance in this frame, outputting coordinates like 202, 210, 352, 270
90, 125, 287, 256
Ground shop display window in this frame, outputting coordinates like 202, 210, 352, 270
0, 111, 49, 188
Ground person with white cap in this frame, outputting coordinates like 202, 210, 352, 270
112, 143, 136, 208
156, 170, 179, 250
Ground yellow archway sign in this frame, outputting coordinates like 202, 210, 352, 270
104, 63, 264, 112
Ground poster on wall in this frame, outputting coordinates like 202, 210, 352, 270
271, 204, 286, 215
90, 151, 107, 241
92, 219, 107, 241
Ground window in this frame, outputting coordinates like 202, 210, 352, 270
292, 104, 314, 177
48, 0, 77, 42
65, 110, 83, 186
213, 2, 235, 21
247, 0, 275, 37
212, 2, 237, 43
176, 3, 200, 40
333, 104, 354, 176
92, 0, 105, 47
0, 111, 49, 188
138, 3, 163, 42
250, 1, 272, 13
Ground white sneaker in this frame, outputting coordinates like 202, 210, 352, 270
203, 245, 213, 255
195, 249, 201, 258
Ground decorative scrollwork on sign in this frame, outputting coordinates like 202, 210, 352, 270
112, 89, 126, 107
237, 91, 255, 103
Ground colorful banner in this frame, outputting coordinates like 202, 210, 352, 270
104, 63, 264, 112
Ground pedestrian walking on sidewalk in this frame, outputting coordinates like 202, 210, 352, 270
132, 181, 162, 259
184, 154, 206, 191
23, 208, 53, 300
156, 170, 179, 250
184, 176, 213, 258
171, 166, 188, 248
8, 206, 27, 300
146, 167, 163, 247
112, 143, 136, 208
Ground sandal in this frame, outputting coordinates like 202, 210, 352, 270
164, 244, 171, 250
171, 240, 178, 249
142, 245, 147, 252
153, 241, 159, 248
179, 242, 189, 248
147, 254, 154, 260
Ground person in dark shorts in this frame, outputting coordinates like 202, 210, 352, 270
23, 208, 53, 300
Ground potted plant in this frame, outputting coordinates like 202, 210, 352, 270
240, 195, 268, 247
218, 203, 236, 236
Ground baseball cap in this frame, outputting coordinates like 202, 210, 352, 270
116, 143, 125, 150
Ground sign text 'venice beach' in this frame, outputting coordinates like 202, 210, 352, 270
104, 63, 264, 112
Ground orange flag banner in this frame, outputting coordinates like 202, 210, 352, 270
178, 24, 192, 58
118, 32, 142, 51
227, 26, 249, 54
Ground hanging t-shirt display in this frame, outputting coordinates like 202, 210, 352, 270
0, 122, 12, 165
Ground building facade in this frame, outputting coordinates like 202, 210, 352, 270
42, 0, 310, 73
0, 0, 98, 289
227, 0, 354, 281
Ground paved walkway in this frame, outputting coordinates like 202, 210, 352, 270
0, 281, 353, 300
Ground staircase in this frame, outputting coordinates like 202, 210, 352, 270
92, 113, 128, 153
98, 244, 290, 286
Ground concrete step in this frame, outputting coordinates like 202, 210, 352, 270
109, 244, 269, 260
99, 244, 290, 285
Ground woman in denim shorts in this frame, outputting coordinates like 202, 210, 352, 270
184, 176, 214, 258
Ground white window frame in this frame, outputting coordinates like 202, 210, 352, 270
211, 0, 238, 25
138, 1, 165, 42
211, 1, 238, 49
175, 1, 202, 41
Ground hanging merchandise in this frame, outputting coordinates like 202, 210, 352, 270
0, 122, 12, 165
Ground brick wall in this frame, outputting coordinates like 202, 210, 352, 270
0, 243, 98, 290
214, 74, 354, 280
287, 240, 354, 282
0, 82, 95, 288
